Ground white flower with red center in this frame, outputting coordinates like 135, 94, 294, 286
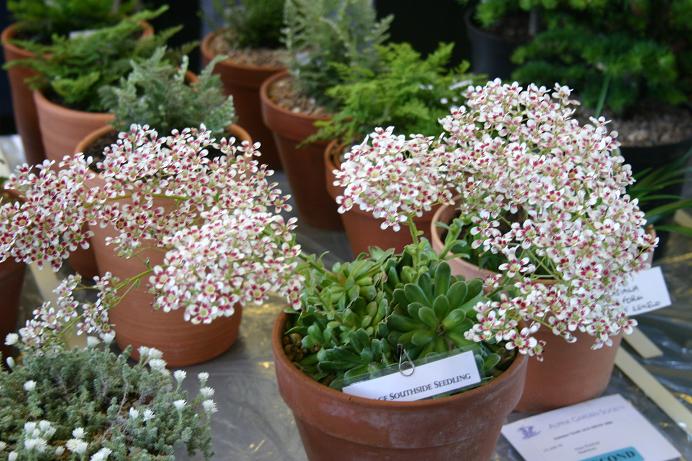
2, 125, 303, 351
333, 127, 453, 232
442, 80, 655, 354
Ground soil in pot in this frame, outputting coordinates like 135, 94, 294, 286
325, 141, 435, 256
201, 30, 286, 171
76, 125, 248, 366
1, 24, 46, 166
260, 71, 342, 230
464, 9, 530, 80
272, 312, 527, 461
431, 204, 624, 411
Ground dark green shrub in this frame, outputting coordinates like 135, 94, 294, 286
210, 0, 285, 49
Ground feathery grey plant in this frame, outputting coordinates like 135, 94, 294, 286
0, 336, 216, 460
282, 0, 392, 110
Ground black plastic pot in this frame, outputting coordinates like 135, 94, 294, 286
464, 9, 524, 80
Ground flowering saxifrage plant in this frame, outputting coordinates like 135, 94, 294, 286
0, 125, 303, 349
333, 79, 656, 357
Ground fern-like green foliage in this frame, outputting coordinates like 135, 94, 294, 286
466, 0, 692, 115
282, 0, 392, 109
8, 0, 137, 43
311, 43, 483, 144
100, 47, 235, 136
5, 8, 178, 113
0, 346, 213, 459
210, 0, 285, 49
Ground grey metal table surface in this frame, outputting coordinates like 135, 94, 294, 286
2, 136, 690, 461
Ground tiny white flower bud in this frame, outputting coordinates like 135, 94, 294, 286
55, 446, 65, 455
23, 380, 36, 392
197, 372, 209, 385
173, 399, 186, 411
6, 357, 14, 369
200, 386, 215, 398
142, 409, 155, 421
86, 336, 100, 347
72, 427, 85, 439
4, 333, 18, 346
202, 399, 218, 414
173, 370, 186, 384
129, 408, 140, 419
102, 331, 116, 345
8, 451, 17, 461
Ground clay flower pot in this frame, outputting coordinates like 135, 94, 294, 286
201, 30, 284, 171
1, 24, 46, 166
431, 203, 623, 412
33, 89, 113, 279
73, 124, 251, 366
325, 141, 436, 256
272, 312, 527, 461
0, 259, 25, 361
260, 71, 341, 230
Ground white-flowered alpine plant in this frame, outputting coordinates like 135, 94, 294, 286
333, 79, 656, 357
0, 125, 303, 349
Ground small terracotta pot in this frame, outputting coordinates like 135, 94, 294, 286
260, 72, 341, 230
272, 312, 527, 461
431, 203, 629, 411
33, 89, 111, 279
74, 124, 251, 366
34, 89, 114, 162
1, 24, 45, 166
201, 31, 284, 171
516, 329, 622, 413
325, 141, 436, 256
0, 252, 26, 362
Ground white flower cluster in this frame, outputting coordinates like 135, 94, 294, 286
334, 127, 452, 231
1, 125, 304, 350
334, 80, 656, 355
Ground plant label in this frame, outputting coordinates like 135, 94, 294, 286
614, 267, 671, 316
502, 394, 680, 461
342, 350, 481, 402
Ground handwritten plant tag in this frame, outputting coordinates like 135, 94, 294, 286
502, 394, 680, 461
342, 350, 481, 402
614, 267, 671, 316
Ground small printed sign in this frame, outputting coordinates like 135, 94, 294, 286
342, 350, 481, 402
502, 394, 680, 461
614, 267, 671, 316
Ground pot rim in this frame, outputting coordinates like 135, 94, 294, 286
1, 23, 34, 58
259, 70, 331, 123
33, 88, 114, 121
201, 30, 286, 73
272, 311, 526, 410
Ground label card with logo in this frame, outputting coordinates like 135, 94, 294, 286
342, 350, 481, 402
614, 267, 672, 316
502, 394, 680, 461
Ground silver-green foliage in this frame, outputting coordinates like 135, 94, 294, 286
100, 47, 236, 136
0, 347, 213, 460
282, 0, 392, 108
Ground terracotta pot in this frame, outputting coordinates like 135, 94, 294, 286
430, 204, 495, 280
431, 203, 635, 411
325, 141, 436, 256
516, 329, 622, 412
34, 89, 114, 162
201, 31, 284, 171
260, 72, 341, 230
1, 24, 45, 166
33, 89, 111, 279
74, 124, 252, 366
272, 312, 527, 461
0, 255, 25, 362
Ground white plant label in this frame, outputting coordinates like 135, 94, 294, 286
342, 350, 481, 402
502, 394, 680, 461
614, 267, 671, 316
